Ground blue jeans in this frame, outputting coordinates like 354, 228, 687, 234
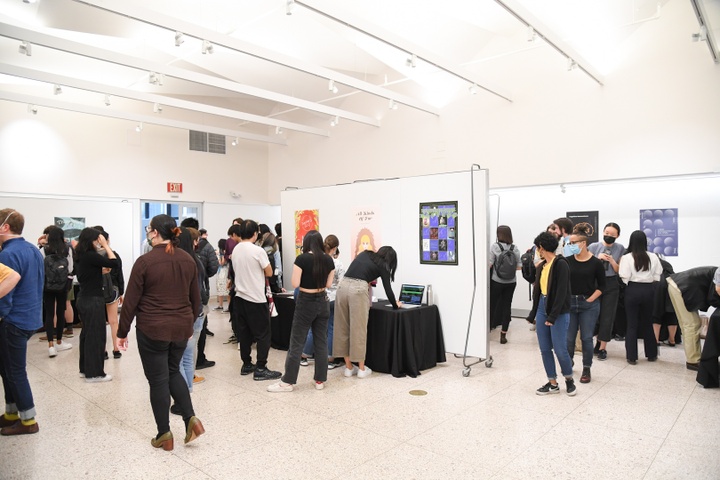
181, 314, 205, 392
567, 296, 601, 368
282, 291, 329, 385
0, 321, 37, 420
535, 296, 573, 380
303, 301, 335, 358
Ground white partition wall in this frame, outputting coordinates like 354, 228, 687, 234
280, 168, 490, 360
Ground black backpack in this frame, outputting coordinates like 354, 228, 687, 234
521, 246, 536, 283
494, 243, 517, 280
44, 252, 69, 292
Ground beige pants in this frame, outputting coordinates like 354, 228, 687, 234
332, 277, 371, 362
666, 277, 702, 364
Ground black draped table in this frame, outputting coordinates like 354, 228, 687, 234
270, 293, 295, 351
365, 304, 446, 378
697, 309, 720, 388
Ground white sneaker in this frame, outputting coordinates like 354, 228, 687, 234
314, 381, 324, 390
357, 366, 373, 379
343, 365, 358, 377
48, 346, 57, 357
85, 374, 112, 383
56, 342, 72, 352
267, 381, 293, 393
78, 372, 85, 378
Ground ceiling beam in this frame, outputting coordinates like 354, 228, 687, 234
0, 64, 330, 137
494, 0, 605, 85
0, 20, 379, 128
73, 0, 440, 115
296, 0, 512, 103
0, 90, 286, 145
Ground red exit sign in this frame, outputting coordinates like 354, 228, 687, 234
167, 182, 183, 193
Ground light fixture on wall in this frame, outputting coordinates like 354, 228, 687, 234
388, 99, 398, 110
330, 115, 339, 127
23, 0, 38, 3
149, 72, 164, 86
527, 26, 537, 43
104, 94, 111, 106
53, 84, 62, 95
153, 102, 162, 114
18, 41, 32, 56
174, 31, 184, 47
231, 137, 238, 146
468, 84, 478, 95
567, 58, 577, 71
560, 184, 566, 194
27, 104, 37, 115
286, 0, 295, 16
328, 79, 338, 94
201, 40, 214, 54
405, 54, 417, 68
275, 126, 283, 135
135, 122, 143, 132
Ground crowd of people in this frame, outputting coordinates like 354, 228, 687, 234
488, 216, 720, 396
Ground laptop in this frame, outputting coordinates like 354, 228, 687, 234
386, 284, 426, 308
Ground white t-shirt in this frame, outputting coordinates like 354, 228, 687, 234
231, 241, 270, 303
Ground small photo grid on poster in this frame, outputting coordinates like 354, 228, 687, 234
421, 203, 457, 265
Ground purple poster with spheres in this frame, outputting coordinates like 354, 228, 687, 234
641, 208, 677, 256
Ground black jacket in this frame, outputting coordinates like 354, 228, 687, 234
670, 266, 718, 312
531, 255, 571, 324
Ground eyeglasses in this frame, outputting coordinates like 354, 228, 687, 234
145, 225, 153, 233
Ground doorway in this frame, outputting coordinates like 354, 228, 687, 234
140, 200, 202, 248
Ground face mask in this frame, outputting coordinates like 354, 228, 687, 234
603, 235, 616, 244
568, 244, 581, 255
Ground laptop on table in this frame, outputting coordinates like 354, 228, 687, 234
386, 284, 426, 308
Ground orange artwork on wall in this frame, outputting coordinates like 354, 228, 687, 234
294, 209, 319, 256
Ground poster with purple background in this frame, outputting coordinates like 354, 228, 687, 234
641, 208, 678, 256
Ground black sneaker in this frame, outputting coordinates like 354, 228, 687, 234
196, 360, 216, 370
593, 341, 600, 354
253, 368, 281, 381
614, 334, 625, 342
580, 367, 591, 384
240, 363, 256, 376
327, 359, 344, 370
205, 329, 215, 337
300, 357, 309, 367
536, 382, 560, 395
598, 349, 607, 361
566, 378, 577, 396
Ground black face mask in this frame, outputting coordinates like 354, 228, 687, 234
603, 235, 616, 244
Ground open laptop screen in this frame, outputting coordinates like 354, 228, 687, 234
398, 284, 425, 305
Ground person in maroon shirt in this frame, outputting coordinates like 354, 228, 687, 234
116, 214, 204, 451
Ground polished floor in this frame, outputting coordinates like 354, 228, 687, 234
2, 307, 719, 480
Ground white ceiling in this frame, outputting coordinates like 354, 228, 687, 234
0, 0, 714, 145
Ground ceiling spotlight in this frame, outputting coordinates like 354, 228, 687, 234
691, 26, 707, 42
560, 184, 566, 194
201, 40, 214, 54
275, 126, 283, 135
153, 102, 162, 114
148, 72, 164, 86
231, 137, 238, 146
27, 104, 37, 115
53, 84, 62, 95
18, 41, 32, 56
330, 116, 339, 127
388, 99, 398, 110
135, 122, 143, 132
527, 26, 537, 43
104, 94, 111, 106
174, 31, 184, 47
23, 0, 38, 4
328, 79, 338, 94
286, 0, 295, 15
469, 84, 477, 95
406, 54, 417, 68
567, 58, 577, 71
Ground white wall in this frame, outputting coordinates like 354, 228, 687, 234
281, 169, 490, 359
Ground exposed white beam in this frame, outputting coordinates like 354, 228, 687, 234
0, 20, 380, 128
494, 0, 605, 85
0, 64, 330, 137
0, 91, 287, 146
296, 0, 512, 103
73, 0, 440, 115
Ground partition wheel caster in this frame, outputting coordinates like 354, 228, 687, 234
462, 367, 471, 377
485, 356, 493, 368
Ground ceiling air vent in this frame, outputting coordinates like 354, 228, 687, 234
189, 130, 226, 154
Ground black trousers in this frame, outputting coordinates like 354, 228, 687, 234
77, 295, 106, 378
136, 329, 194, 435
624, 282, 657, 362
196, 314, 209, 365
233, 296, 271, 369
490, 280, 517, 331
43, 290, 67, 343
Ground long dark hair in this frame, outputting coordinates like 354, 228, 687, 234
218, 238, 227, 255
626, 230, 650, 272
75, 227, 102, 255
369, 246, 398, 282
302, 230, 332, 288
150, 214, 181, 254
45, 227, 68, 256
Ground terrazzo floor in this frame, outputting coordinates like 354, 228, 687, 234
2, 306, 718, 480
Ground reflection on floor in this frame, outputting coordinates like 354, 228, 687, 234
4, 309, 719, 480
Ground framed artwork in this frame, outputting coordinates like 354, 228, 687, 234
567, 211, 599, 244
294, 209, 319, 257
420, 201, 458, 265
351, 206, 381, 260
54, 217, 85, 241
641, 208, 678, 256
